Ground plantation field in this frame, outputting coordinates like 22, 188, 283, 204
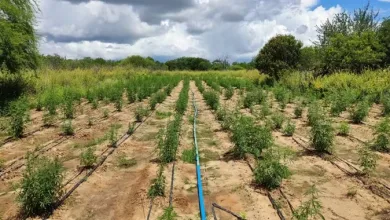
1, 69, 390, 219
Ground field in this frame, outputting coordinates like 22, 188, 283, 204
1, 69, 390, 220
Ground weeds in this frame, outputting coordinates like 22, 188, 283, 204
79, 147, 97, 168
116, 153, 136, 168
203, 90, 219, 111
17, 154, 64, 216
181, 147, 196, 164
293, 185, 324, 220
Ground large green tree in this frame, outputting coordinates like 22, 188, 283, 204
255, 35, 303, 80
378, 18, 390, 66
0, 0, 39, 73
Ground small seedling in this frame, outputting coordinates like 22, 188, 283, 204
91, 99, 98, 109
115, 99, 122, 112
80, 147, 97, 168
283, 120, 295, 136
135, 105, 149, 122
61, 120, 74, 136
293, 185, 324, 220
337, 122, 350, 136
148, 166, 165, 198
43, 112, 56, 127
158, 206, 178, 220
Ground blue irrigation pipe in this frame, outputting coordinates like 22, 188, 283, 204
192, 91, 207, 220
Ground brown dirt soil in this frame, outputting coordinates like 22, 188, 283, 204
46, 82, 183, 220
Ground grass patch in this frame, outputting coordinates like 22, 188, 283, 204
156, 111, 172, 119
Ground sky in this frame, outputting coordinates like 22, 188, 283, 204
36, 0, 390, 62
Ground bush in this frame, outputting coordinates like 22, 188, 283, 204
358, 146, 378, 175
293, 185, 324, 220
307, 102, 324, 126
148, 166, 165, 198
337, 122, 350, 136
381, 95, 390, 116
17, 154, 64, 216
158, 206, 178, 220
203, 90, 219, 111
117, 153, 136, 168
127, 122, 136, 135
311, 120, 334, 152
271, 113, 285, 130
349, 100, 370, 124
135, 105, 149, 122
260, 100, 271, 118
62, 99, 74, 119
283, 120, 295, 136
9, 98, 29, 138
61, 120, 74, 136
79, 147, 97, 168
224, 86, 234, 100
255, 35, 303, 80
294, 105, 303, 118
372, 118, 390, 152
156, 114, 181, 163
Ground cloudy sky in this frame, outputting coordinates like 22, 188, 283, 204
36, 0, 390, 62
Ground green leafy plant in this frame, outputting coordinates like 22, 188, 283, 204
108, 124, 120, 147
381, 94, 390, 116
307, 102, 324, 126
103, 109, 109, 118
148, 166, 165, 198
181, 147, 196, 164
283, 120, 295, 136
293, 185, 324, 220
17, 154, 64, 216
79, 147, 97, 168
127, 122, 136, 135
9, 98, 29, 138
337, 122, 350, 136
61, 120, 74, 136
358, 146, 378, 175
294, 104, 303, 118
117, 153, 136, 168
349, 100, 370, 124
311, 119, 334, 152
203, 90, 219, 111
158, 206, 178, 220
91, 99, 98, 109
156, 115, 181, 163
372, 118, 390, 152
271, 113, 285, 130
224, 86, 234, 100
62, 99, 74, 119
135, 105, 149, 122
43, 112, 56, 127
114, 98, 123, 112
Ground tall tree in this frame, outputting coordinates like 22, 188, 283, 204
0, 0, 39, 73
378, 18, 390, 66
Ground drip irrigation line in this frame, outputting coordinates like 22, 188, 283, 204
279, 188, 295, 214
146, 198, 154, 220
211, 203, 245, 220
192, 90, 207, 220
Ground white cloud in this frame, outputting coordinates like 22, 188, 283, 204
37, 0, 342, 61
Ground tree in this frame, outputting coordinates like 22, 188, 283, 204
165, 57, 211, 71
0, 0, 39, 73
299, 46, 322, 71
378, 18, 390, 66
254, 35, 303, 80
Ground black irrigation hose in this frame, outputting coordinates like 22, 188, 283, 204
211, 203, 245, 220
146, 198, 154, 220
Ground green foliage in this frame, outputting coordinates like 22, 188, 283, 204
378, 18, 390, 65
224, 86, 234, 100
79, 147, 97, 168
231, 116, 273, 158
158, 206, 178, 220
349, 100, 370, 123
103, 109, 109, 118
165, 57, 211, 71
61, 120, 74, 136
120, 55, 166, 69
298, 46, 322, 71
116, 153, 136, 168
135, 105, 149, 122
62, 100, 74, 119
127, 122, 136, 135
0, 158, 4, 170
271, 113, 285, 130
273, 86, 290, 109
283, 120, 295, 136
380, 94, 390, 116
17, 154, 64, 216
148, 166, 165, 198
157, 114, 181, 164
260, 100, 271, 118
358, 146, 378, 175
0, 0, 39, 73
311, 119, 334, 152
150, 90, 167, 110
371, 118, 390, 152
9, 97, 29, 138
337, 122, 350, 136
203, 90, 219, 111
294, 104, 303, 118
108, 124, 120, 147
307, 102, 324, 126
175, 80, 189, 115
293, 185, 325, 220
181, 147, 196, 164
255, 35, 303, 80
243, 89, 265, 108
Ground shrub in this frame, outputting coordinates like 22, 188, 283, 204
135, 105, 149, 122
311, 119, 334, 152
254, 158, 290, 190
224, 86, 234, 100
17, 154, 64, 216
381, 95, 390, 116
91, 99, 98, 109
80, 147, 97, 168
283, 120, 295, 136
127, 122, 136, 135
108, 124, 120, 147
337, 122, 350, 136
307, 102, 324, 126
358, 146, 378, 175
148, 166, 165, 198
371, 118, 390, 152
61, 120, 74, 136
114, 98, 123, 112
117, 153, 136, 168
271, 113, 285, 130
293, 185, 324, 220
294, 105, 303, 118
181, 147, 196, 164
9, 98, 29, 138
156, 115, 181, 163
273, 86, 290, 110
158, 206, 178, 220
260, 100, 271, 118
203, 90, 219, 111
62, 99, 74, 119
43, 112, 55, 127
349, 100, 370, 124
243, 89, 266, 109
231, 116, 273, 158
